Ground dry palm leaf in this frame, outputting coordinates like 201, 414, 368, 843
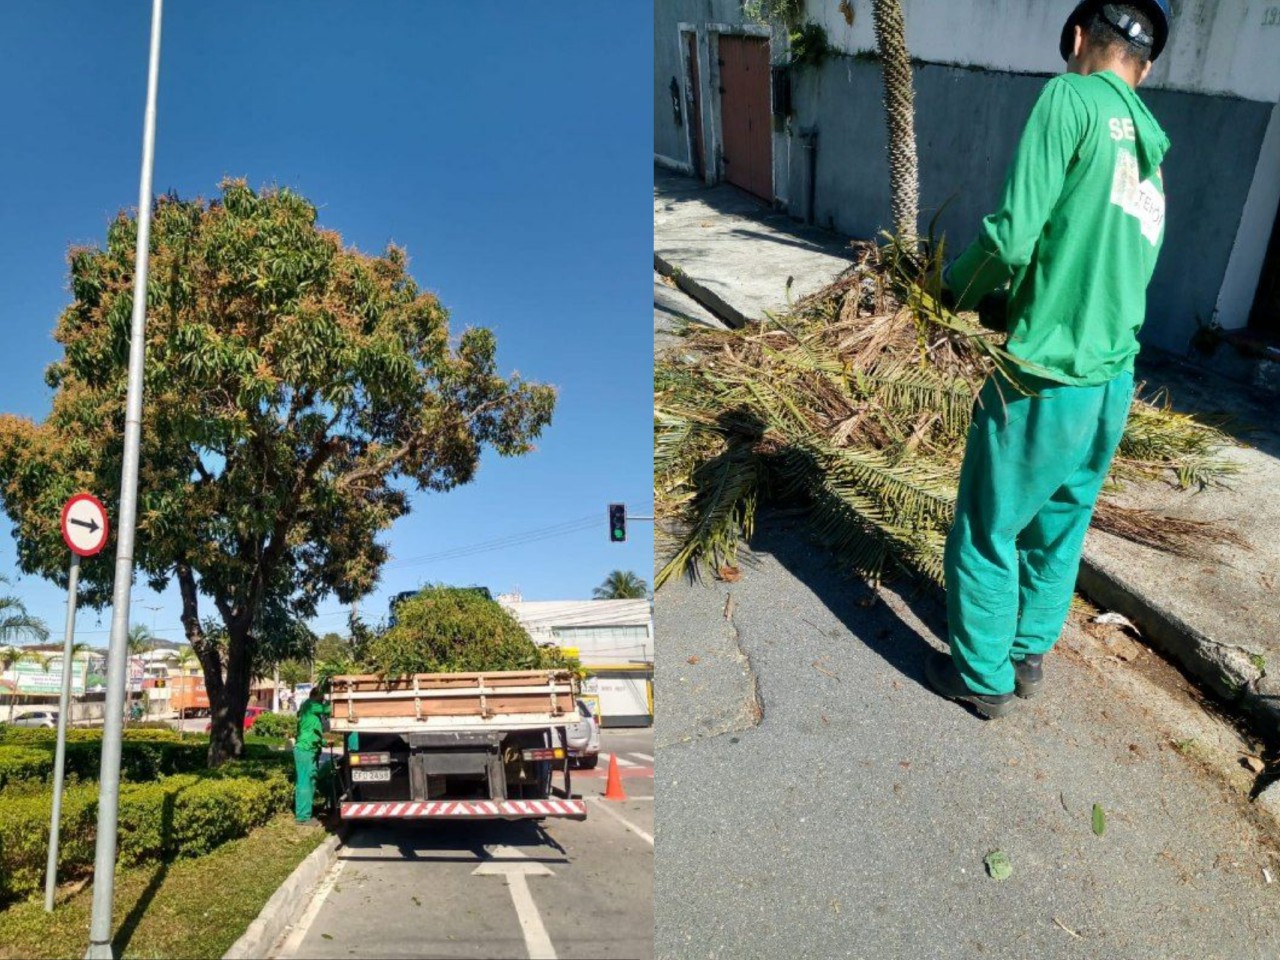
655, 238, 1240, 589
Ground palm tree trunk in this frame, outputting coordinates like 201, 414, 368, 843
871, 0, 920, 241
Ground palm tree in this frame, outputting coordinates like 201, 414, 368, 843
0, 576, 49, 646
871, 0, 920, 240
127, 624, 155, 657
593, 570, 649, 600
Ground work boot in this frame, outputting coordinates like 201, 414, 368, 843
1013, 654, 1044, 699
924, 650, 1015, 719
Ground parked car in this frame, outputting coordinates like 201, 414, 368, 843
9, 710, 58, 728
565, 699, 600, 768
203, 705, 266, 734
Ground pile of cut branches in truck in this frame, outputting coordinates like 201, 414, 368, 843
655, 238, 1240, 590
317, 586, 579, 682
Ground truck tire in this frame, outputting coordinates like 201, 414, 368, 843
577, 754, 599, 770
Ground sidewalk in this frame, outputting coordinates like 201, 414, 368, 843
656, 513, 1280, 959
654, 166, 1280, 737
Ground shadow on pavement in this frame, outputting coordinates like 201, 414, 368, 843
336, 819, 568, 866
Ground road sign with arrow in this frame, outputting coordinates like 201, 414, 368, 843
60, 493, 109, 558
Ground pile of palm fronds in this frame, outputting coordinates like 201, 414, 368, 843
655, 238, 1239, 590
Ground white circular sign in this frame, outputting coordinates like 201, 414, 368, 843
61, 493, 109, 557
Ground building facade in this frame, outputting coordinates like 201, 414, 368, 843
499, 596, 654, 727
655, 0, 1280, 357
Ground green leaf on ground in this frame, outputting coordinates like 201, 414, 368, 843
984, 850, 1013, 881
1092, 803, 1106, 837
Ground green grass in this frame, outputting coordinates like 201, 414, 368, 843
0, 815, 327, 960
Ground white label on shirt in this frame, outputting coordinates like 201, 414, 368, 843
1110, 148, 1165, 246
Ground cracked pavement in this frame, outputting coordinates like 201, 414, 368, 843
655, 511, 1280, 960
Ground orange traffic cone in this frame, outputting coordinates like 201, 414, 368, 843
603, 753, 627, 801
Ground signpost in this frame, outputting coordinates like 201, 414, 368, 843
45, 494, 109, 913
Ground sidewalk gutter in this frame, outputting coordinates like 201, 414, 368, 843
222, 829, 344, 960
654, 253, 749, 330
1077, 557, 1280, 732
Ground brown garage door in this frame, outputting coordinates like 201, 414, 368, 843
718, 34, 772, 202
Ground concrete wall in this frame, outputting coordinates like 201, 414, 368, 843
788, 57, 1274, 353
809, 0, 1280, 103
654, 0, 1280, 352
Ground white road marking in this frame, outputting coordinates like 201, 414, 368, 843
586, 797, 654, 846
602, 752, 637, 767
473, 844, 557, 960
271, 855, 345, 958
631, 752, 655, 763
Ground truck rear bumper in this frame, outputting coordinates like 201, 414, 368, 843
340, 799, 587, 820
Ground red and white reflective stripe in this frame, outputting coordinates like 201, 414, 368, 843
341, 799, 587, 819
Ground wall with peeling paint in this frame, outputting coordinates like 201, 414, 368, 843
810, 0, 1280, 104
654, 0, 1280, 352
787, 56, 1273, 354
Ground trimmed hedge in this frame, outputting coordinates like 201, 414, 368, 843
0, 748, 54, 792
0, 733, 284, 792
0, 726, 181, 746
0, 761, 293, 903
248, 711, 296, 740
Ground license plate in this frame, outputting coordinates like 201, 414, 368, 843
352, 767, 391, 783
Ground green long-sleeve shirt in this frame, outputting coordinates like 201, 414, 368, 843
295, 698, 331, 751
945, 70, 1170, 385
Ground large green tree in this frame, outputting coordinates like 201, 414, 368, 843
0, 181, 555, 763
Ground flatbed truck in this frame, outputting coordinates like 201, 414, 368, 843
330, 669, 586, 821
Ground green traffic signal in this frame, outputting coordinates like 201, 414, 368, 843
608, 503, 627, 543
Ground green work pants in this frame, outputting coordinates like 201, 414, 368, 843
294, 745, 320, 822
944, 370, 1134, 695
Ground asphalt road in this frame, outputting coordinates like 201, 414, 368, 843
274, 728, 653, 960
656, 512, 1280, 960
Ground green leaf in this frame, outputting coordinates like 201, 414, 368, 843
984, 850, 1013, 881
1092, 803, 1106, 837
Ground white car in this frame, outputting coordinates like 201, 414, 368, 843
565, 699, 601, 768
8, 710, 58, 728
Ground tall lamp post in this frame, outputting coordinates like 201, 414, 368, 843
84, 1, 163, 956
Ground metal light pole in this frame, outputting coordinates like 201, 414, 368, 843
85, 1, 163, 955
45, 555, 81, 912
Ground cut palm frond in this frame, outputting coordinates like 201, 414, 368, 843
654, 238, 1241, 589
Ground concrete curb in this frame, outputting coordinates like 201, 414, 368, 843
1078, 556, 1280, 734
654, 252, 749, 329
222, 829, 343, 960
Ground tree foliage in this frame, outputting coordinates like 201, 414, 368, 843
0, 181, 555, 762
276, 659, 310, 691
365, 586, 575, 677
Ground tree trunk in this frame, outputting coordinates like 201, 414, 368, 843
208, 623, 252, 766
871, 0, 920, 241
176, 561, 249, 767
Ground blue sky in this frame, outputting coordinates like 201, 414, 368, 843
0, 2, 653, 647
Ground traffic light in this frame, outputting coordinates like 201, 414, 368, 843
608, 503, 627, 543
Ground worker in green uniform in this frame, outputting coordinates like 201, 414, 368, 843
927, 0, 1173, 717
294, 684, 331, 825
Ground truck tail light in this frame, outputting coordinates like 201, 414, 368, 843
521, 747, 566, 761
349, 751, 391, 766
